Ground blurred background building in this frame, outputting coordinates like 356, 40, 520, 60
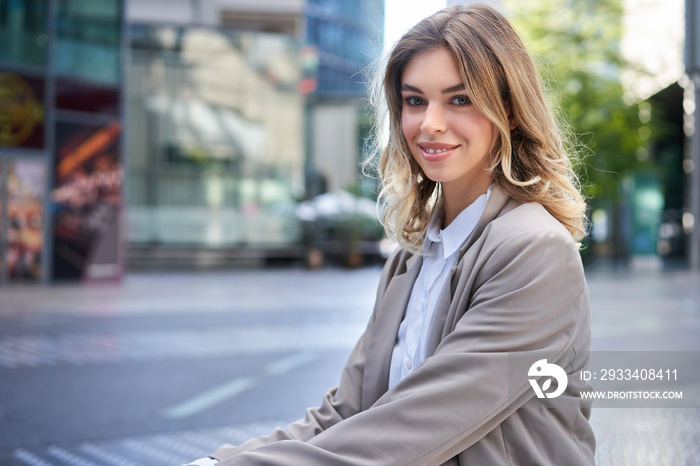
614, 0, 687, 268
1, 0, 699, 284
499, 0, 690, 270
0, 0, 384, 281
126, 0, 383, 269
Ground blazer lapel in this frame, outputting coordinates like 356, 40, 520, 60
362, 253, 422, 409
460, 185, 510, 256
451, 185, 511, 285
425, 265, 456, 356
428, 186, 513, 354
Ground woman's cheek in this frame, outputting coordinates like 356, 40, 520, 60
401, 113, 419, 141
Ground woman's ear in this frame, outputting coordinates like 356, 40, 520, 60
509, 115, 518, 131
505, 103, 518, 130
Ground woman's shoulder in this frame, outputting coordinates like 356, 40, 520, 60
485, 198, 579, 250
466, 199, 587, 289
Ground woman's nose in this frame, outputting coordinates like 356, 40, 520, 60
420, 104, 447, 134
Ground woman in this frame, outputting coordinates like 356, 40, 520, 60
190, 4, 594, 465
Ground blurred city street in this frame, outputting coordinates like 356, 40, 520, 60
0, 265, 699, 465
0, 1, 696, 464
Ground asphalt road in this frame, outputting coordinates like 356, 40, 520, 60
0, 265, 699, 465
0, 268, 378, 465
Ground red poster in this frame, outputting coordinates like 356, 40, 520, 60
52, 120, 123, 281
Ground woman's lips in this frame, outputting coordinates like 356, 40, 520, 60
418, 143, 459, 161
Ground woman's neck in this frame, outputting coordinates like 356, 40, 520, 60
441, 178, 493, 229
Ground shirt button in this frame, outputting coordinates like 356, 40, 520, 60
405, 360, 412, 371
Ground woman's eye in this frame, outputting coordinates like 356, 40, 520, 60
452, 96, 471, 105
404, 96, 425, 106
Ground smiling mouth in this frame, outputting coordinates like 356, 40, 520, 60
418, 143, 459, 153
417, 143, 459, 159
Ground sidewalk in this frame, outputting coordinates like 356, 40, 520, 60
586, 266, 700, 351
584, 267, 700, 465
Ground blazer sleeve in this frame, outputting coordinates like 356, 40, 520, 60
211, 249, 406, 460
213, 226, 589, 466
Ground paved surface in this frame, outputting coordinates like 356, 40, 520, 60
0, 265, 699, 465
584, 266, 700, 465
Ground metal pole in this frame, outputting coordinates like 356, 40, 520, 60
41, 0, 57, 284
0, 159, 7, 284
120, 0, 128, 277
691, 73, 700, 269
685, 0, 700, 269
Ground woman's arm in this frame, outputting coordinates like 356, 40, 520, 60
211, 226, 590, 465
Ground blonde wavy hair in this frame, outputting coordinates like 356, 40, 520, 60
368, 4, 586, 252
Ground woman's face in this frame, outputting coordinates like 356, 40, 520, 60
401, 46, 496, 199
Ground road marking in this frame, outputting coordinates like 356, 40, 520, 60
79, 443, 143, 466
264, 351, 318, 376
164, 376, 257, 419
163, 351, 319, 420
48, 445, 101, 466
121, 439, 189, 465
13, 448, 54, 466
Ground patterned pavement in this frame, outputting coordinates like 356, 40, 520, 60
8, 409, 700, 466
593, 408, 700, 466
11, 422, 287, 466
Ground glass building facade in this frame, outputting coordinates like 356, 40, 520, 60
0, 0, 126, 283
126, 25, 304, 250
302, 0, 384, 200
305, 0, 384, 98
124, 0, 383, 265
0, 0, 48, 67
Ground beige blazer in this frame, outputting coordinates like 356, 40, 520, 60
212, 186, 595, 465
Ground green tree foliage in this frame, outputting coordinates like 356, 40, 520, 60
508, 0, 652, 203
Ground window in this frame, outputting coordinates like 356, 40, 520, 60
0, 0, 48, 67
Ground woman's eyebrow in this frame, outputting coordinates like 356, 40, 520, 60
442, 83, 466, 93
400, 83, 466, 94
401, 84, 423, 94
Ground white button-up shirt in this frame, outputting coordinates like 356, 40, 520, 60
388, 187, 491, 389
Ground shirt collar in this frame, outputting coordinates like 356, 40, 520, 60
425, 185, 493, 259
